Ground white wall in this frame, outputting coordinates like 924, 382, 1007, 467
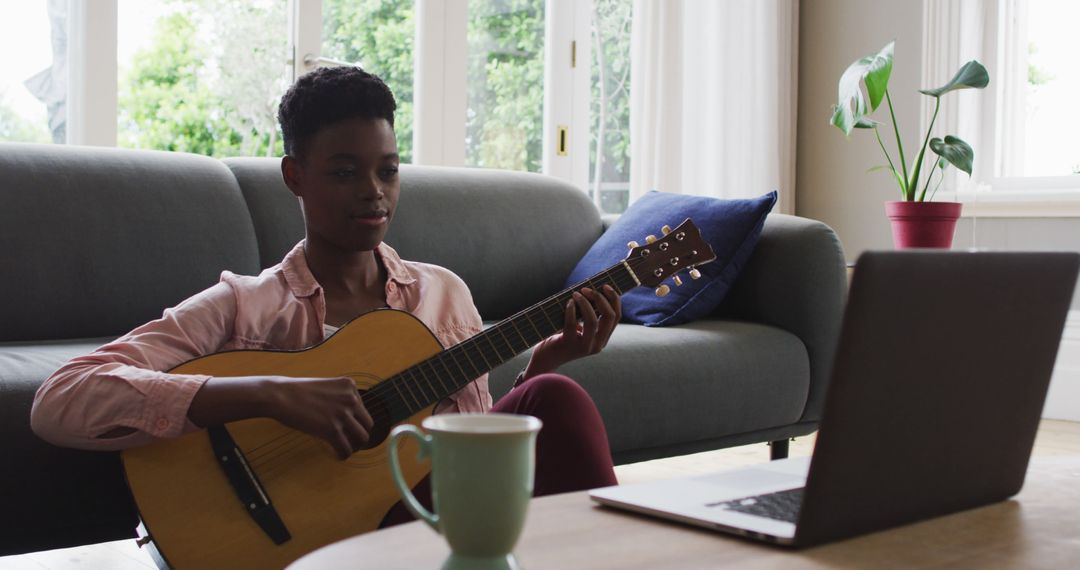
796, 0, 926, 258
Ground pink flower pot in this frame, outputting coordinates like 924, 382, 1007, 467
884, 201, 962, 249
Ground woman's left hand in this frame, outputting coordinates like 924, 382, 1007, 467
523, 285, 621, 379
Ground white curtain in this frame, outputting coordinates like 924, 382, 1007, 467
629, 0, 799, 214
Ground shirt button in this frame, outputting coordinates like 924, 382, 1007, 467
156, 418, 169, 430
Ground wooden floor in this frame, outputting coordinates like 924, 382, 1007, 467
4, 419, 1078, 569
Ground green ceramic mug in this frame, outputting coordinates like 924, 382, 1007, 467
389, 413, 542, 570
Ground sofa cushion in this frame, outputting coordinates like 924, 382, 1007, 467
223, 157, 307, 270
0, 143, 261, 342
564, 191, 777, 326
0, 338, 138, 554
488, 319, 809, 459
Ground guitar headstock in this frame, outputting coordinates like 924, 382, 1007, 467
624, 219, 716, 295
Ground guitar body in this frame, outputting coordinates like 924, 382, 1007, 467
122, 310, 442, 570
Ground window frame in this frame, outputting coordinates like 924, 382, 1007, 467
934, 0, 1080, 217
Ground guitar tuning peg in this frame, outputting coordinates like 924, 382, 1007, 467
645, 235, 657, 244
661, 225, 672, 235
689, 268, 702, 280
627, 240, 640, 249
673, 275, 683, 286
655, 284, 671, 297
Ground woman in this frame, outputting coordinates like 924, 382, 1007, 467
31, 65, 619, 527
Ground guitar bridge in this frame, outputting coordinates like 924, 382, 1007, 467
208, 426, 292, 545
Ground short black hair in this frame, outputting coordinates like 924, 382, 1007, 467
277, 66, 397, 159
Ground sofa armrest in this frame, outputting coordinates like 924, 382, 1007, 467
713, 214, 847, 423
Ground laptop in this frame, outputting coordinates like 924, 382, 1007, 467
590, 250, 1080, 548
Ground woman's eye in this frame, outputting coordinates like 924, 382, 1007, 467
333, 169, 355, 178
382, 168, 399, 177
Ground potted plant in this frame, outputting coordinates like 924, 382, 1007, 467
831, 42, 989, 248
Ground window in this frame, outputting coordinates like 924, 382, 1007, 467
999, 0, 1080, 178
465, 0, 546, 172
588, 0, 632, 214
0, 1, 62, 144
322, 0, 415, 163
936, 0, 1080, 203
14, 0, 617, 201
116, 0, 290, 158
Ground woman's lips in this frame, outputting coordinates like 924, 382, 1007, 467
350, 212, 388, 226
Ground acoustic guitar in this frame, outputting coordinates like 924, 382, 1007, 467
122, 219, 715, 569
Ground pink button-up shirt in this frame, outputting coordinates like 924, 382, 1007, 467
31, 241, 492, 450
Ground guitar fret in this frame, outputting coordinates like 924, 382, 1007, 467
494, 326, 520, 355
539, 301, 560, 330
387, 377, 415, 415
446, 348, 473, 390
507, 318, 532, 349
549, 299, 567, 331
609, 271, 629, 294
523, 311, 544, 340
399, 371, 425, 410
484, 333, 505, 362
434, 356, 456, 394
459, 342, 483, 379
419, 360, 440, 401
471, 339, 493, 369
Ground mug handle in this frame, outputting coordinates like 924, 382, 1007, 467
389, 424, 439, 532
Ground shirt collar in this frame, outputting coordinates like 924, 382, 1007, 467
280, 241, 417, 298
377, 242, 419, 287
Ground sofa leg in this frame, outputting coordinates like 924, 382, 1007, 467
769, 439, 790, 460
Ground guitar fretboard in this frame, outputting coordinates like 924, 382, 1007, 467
370, 261, 640, 424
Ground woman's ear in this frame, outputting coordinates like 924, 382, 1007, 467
281, 155, 303, 198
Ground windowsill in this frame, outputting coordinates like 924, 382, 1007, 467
940, 189, 1080, 218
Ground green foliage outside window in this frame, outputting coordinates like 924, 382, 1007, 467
119, 12, 246, 156
467, 0, 545, 172
119, 1, 287, 158
323, 0, 415, 163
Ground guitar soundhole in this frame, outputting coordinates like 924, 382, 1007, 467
359, 388, 392, 449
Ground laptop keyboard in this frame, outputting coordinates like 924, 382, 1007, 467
710, 487, 804, 523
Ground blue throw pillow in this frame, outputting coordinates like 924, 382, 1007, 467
565, 190, 777, 326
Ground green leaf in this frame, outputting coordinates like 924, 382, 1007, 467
830, 42, 894, 135
919, 60, 990, 97
929, 135, 974, 175
853, 116, 880, 129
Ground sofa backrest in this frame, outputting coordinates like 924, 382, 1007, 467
0, 143, 261, 342
224, 158, 605, 321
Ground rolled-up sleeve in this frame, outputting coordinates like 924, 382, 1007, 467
31, 282, 237, 450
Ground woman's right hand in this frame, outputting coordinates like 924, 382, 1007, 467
262, 376, 375, 459
188, 375, 375, 459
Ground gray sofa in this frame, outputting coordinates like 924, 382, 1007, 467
0, 142, 846, 555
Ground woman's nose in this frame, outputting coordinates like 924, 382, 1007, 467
357, 175, 385, 199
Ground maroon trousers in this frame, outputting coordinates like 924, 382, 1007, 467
381, 373, 617, 527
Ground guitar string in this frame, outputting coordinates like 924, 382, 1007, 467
239, 253, 670, 469
243, 265, 645, 468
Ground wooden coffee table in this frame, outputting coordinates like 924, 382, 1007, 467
289, 457, 1080, 569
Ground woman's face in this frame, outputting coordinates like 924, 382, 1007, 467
284, 117, 401, 253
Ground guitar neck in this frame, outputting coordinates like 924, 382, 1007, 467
378, 261, 640, 424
